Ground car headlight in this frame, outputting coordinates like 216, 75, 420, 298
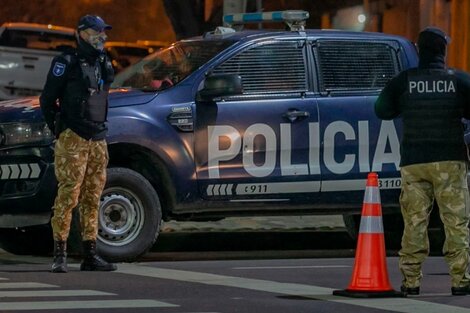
0, 122, 54, 146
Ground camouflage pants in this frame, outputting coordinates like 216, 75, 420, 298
51, 128, 108, 242
399, 161, 470, 288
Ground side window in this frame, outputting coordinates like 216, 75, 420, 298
212, 41, 307, 95
314, 40, 401, 92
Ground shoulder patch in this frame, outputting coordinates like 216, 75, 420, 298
52, 62, 66, 77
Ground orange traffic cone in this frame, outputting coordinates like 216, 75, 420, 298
333, 172, 402, 298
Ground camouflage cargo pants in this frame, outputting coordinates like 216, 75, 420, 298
399, 161, 470, 288
51, 128, 108, 242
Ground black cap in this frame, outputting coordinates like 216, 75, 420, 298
417, 26, 450, 56
77, 15, 112, 32
419, 27, 451, 44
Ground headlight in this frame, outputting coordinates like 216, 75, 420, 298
0, 122, 54, 146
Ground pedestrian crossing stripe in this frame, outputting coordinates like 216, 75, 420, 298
0, 282, 58, 289
0, 279, 178, 310
0, 163, 41, 180
0, 290, 115, 298
0, 300, 177, 311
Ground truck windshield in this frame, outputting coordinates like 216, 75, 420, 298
112, 40, 233, 91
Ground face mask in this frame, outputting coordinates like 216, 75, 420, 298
86, 32, 107, 51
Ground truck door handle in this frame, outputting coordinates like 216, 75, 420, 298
283, 109, 310, 122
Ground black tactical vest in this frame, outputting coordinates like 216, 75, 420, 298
79, 57, 108, 123
56, 52, 113, 140
400, 68, 466, 165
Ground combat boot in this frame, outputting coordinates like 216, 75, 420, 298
80, 240, 117, 271
451, 285, 470, 296
400, 285, 420, 296
51, 240, 67, 273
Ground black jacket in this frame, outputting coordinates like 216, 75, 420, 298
375, 52, 470, 166
40, 38, 114, 141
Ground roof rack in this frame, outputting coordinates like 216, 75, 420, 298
223, 10, 309, 31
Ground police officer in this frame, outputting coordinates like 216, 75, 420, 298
40, 15, 116, 273
375, 27, 470, 295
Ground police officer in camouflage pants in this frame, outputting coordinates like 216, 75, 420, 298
40, 15, 116, 273
375, 27, 470, 295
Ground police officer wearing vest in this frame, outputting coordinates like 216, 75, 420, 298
40, 15, 116, 273
375, 27, 470, 295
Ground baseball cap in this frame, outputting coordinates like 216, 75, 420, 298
77, 15, 112, 32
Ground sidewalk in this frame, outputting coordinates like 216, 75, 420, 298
161, 215, 345, 233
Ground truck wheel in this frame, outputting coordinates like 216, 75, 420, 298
343, 214, 360, 240
343, 213, 403, 249
0, 225, 53, 255
97, 167, 162, 262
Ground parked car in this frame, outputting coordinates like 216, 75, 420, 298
0, 22, 76, 100
105, 41, 154, 73
0, 11, 421, 261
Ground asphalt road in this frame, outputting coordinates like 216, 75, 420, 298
1, 254, 470, 312
0, 215, 462, 312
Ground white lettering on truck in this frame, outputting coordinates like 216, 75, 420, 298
244, 123, 277, 177
207, 120, 400, 179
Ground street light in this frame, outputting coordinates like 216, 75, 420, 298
358, 14, 366, 23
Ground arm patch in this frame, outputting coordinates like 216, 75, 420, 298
52, 62, 66, 77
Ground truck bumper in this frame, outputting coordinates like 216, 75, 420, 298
0, 146, 56, 228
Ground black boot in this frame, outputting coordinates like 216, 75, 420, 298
80, 240, 117, 271
51, 240, 67, 273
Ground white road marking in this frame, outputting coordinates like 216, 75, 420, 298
115, 264, 332, 295
114, 264, 470, 313
0, 299, 177, 311
0, 290, 115, 298
0, 282, 58, 289
233, 265, 350, 270
0, 277, 9, 280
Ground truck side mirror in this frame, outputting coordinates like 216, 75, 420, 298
197, 74, 243, 102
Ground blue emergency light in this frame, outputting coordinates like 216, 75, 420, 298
223, 10, 309, 31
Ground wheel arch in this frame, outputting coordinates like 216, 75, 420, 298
107, 143, 176, 219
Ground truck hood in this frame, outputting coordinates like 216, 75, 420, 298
0, 89, 158, 122
0, 97, 43, 122
108, 89, 158, 108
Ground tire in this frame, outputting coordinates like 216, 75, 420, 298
343, 213, 403, 249
96, 167, 162, 262
343, 214, 360, 241
0, 225, 53, 256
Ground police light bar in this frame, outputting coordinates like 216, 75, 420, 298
223, 10, 309, 31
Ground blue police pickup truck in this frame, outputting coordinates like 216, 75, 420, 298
0, 11, 420, 261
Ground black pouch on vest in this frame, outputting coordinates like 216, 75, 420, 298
85, 92, 108, 123
79, 58, 108, 123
